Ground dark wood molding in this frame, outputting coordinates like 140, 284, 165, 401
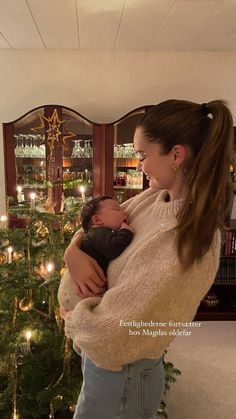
3, 122, 16, 198
92, 124, 102, 197
104, 124, 114, 196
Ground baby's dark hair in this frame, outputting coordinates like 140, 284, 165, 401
80, 195, 113, 232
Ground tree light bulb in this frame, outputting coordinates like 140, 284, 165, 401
0, 215, 7, 222
25, 330, 32, 341
7, 246, 13, 263
79, 186, 86, 202
30, 192, 36, 210
46, 262, 54, 273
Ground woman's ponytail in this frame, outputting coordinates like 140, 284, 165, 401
177, 100, 235, 268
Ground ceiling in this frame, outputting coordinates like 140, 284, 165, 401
0, 0, 235, 51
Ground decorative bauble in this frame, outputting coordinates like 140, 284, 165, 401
60, 267, 67, 277
36, 224, 49, 239
13, 250, 25, 261
69, 405, 76, 413
34, 263, 48, 279
33, 220, 43, 230
0, 253, 6, 264
19, 298, 33, 312
63, 221, 75, 235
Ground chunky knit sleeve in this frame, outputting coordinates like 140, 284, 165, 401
64, 229, 221, 371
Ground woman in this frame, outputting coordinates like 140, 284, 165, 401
61, 99, 234, 419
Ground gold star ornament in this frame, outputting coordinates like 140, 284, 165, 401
32, 109, 76, 156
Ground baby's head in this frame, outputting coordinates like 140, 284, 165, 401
80, 196, 127, 232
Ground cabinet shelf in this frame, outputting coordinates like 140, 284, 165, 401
114, 157, 138, 160
114, 158, 138, 168
194, 306, 236, 321
63, 158, 92, 170
63, 157, 92, 160
116, 166, 139, 169
16, 156, 45, 160
113, 186, 142, 190
214, 280, 236, 284
220, 255, 236, 258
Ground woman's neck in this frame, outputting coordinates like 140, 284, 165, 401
167, 180, 188, 202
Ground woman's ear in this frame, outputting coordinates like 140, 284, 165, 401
172, 145, 187, 166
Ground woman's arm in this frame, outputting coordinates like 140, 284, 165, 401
64, 232, 107, 298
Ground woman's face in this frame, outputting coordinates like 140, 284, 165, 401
133, 126, 176, 191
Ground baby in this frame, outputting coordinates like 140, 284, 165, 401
58, 195, 134, 311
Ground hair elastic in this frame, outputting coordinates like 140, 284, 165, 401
201, 103, 209, 117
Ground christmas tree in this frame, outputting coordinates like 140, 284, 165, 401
0, 196, 84, 418
0, 197, 181, 419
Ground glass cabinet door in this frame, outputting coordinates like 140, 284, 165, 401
13, 107, 46, 203
61, 109, 93, 205
113, 109, 146, 203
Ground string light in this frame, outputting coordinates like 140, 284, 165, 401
25, 330, 32, 350
79, 185, 86, 203
25, 330, 32, 341
17, 186, 23, 203
30, 192, 36, 210
46, 262, 55, 274
7, 246, 13, 263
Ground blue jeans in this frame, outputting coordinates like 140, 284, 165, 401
73, 353, 165, 419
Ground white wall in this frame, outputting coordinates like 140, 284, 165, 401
1, 50, 236, 211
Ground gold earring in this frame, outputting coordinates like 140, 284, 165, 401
172, 164, 181, 178
171, 164, 180, 173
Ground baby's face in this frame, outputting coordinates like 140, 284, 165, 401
93, 199, 127, 230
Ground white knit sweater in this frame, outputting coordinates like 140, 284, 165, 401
64, 188, 221, 371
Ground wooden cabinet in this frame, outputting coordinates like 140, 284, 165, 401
3, 104, 236, 320
3, 105, 105, 212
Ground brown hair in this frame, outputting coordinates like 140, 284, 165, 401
80, 196, 113, 232
138, 99, 235, 269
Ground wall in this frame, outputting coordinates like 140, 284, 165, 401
0, 49, 236, 211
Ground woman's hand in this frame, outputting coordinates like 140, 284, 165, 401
64, 234, 107, 298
